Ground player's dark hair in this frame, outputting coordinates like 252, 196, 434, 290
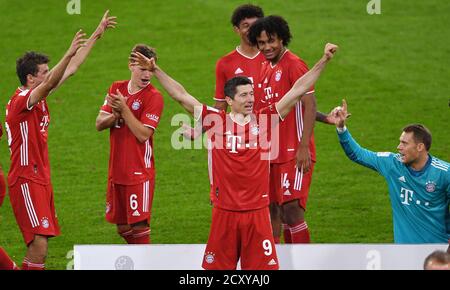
248, 15, 292, 47
423, 250, 450, 269
402, 124, 432, 151
131, 44, 157, 62
231, 4, 264, 27
16, 52, 50, 86
224, 76, 253, 99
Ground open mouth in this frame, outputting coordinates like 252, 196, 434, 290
141, 79, 150, 84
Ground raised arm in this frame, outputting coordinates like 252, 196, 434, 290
276, 43, 338, 119
130, 52, 202, 117
335, 100, 390, 174
55, 10, 117, 88
29, 30, 88, 108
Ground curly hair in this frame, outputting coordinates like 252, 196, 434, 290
248, 15, 292, 47
231, 4, 264, 27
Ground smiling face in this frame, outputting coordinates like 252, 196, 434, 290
226, 84, 254, 116
256, 30, 284, 63
397, 131, 422, 165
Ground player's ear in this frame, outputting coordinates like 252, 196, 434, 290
417, 142, 425, 152
225, 96, 233, 106
233, 25, 240, 35
27, 74, 34, 84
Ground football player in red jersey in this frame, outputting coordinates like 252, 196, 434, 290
0, 247, 19, 270
213, 4, 265, 111
130, 42, 338, 269
96, 44, 164, 244
0, 127, 18, 271
5, 11, 116, 270
0, 125, 5, 209
182, 4, 265, 140
249, 15, 335, 244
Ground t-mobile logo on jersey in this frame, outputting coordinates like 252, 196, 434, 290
227, 135, 242, 154
400, 187, 414, 205
263, 87, 274, 103
40, 116, 49, 132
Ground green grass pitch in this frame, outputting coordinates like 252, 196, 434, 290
0, 0, 448, 269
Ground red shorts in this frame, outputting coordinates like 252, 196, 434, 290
269, 160, 314, 209
202, 206, 279, 270
8, 178, 60, 245
105, 178, 154, 225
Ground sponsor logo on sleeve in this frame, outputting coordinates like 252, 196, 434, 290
146, 113, 160, 122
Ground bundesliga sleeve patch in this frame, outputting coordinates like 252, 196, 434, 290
377, 152, 391, 157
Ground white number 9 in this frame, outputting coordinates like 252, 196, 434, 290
262, 239, 272, 256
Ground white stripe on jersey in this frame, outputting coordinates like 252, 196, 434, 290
144, 140, 152, 168
207, 139, 213, 186
206, 106, 220, 113
20, 121, 28, 166
294, 166, 303, 191
295, 102, 304, 142
18, 89, 29, 96
142, 181, 147, 212
431, 158, 449, 171
21, 183, 39, 228
431, 162, 448, 171
146, 181, 150, 212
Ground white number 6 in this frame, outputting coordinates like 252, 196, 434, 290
130, 194, 138, 210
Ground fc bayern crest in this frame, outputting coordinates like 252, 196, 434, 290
204, 252, 215, 264
41, 217, 50, 229
132, 100, 142, 110
250, 125, 259, 136
425, 181, 436, 193
275, 70, 282, 82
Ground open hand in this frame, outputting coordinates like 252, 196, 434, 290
67, 29, 88, 57
130, 51, 155, 71
93, 10, 117, 39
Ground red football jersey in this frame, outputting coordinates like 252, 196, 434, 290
100, 81, 164, 185
214, 48, 265, 101
201, 104, 281, 211
256, 50, 316, 164
6, 88, 51, 187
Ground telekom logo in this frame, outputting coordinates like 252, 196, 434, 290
227, 135, 242, 154
263, 87, 274, 102
400, 187, 414, 205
